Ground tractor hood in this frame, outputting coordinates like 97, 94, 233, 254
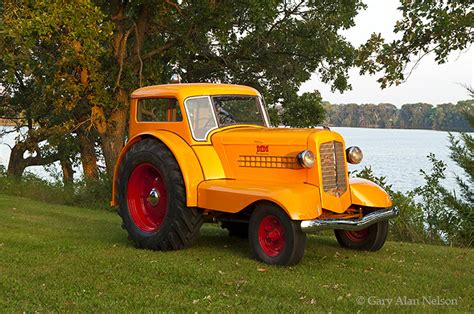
210, 125, 352, 213
211, 126, 323, 183
211, 126, 320, 146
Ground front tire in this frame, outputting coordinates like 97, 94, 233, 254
117, 139, 203, 250
334, 220, 389, 251
249, 204, 306, 266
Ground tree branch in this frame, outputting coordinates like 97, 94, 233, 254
115, 26, 134, 88
140, 40, 177, 61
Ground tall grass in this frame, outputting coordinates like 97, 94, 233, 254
0, 168, 112, 211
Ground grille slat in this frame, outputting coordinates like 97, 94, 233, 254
238, 155, 299, 169
320, 141, 347, 197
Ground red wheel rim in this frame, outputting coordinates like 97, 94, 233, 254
258, 215, 285, 257
344, 228, 369, 243
127, 163, 168, 233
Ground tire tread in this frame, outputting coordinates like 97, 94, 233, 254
116, 139, 203, 251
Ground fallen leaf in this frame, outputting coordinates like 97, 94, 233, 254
257, 268, 267, 272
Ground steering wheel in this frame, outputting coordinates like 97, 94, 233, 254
217, 108, 238, 124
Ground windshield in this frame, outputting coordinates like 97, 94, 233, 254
212, 95, 266, 127
184, 95, 267, 141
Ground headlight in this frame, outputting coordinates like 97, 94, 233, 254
297, 150, 315, 168
346, 146, 363, 164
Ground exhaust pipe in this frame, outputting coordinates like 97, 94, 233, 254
300, 207, 399, 233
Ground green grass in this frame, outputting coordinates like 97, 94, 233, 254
0, 195, 472, 312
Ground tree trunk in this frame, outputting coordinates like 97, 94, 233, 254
93, 1, 152, 176
100, 105, 127, 175
77, 129, 99, 180
7, 144, 27, 177
7, 140, 61, 178
60, 157, 74, 185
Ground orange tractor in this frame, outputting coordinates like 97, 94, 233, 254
111, 83, 398, 265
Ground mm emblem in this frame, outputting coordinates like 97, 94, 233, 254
256, 145, 269, 153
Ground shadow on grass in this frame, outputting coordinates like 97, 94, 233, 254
105, 222, 343, 263
308, 234, 341, 248
193, 225, 250, 258
192, 224, 342, 259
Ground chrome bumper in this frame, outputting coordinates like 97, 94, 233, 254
300, 207, 399, 233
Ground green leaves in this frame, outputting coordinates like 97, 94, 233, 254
280, 90, 326, 127
357, 0, 474, 88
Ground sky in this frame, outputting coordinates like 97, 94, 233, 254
299, 0, 474, 107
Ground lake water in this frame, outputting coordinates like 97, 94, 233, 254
334, 127, 462, 192
0, 126, 463, 192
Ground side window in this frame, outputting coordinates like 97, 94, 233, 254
184, 96, 218, 141
137, 98, 182, 122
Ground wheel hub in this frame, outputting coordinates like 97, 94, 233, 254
147, 188, 160, 207
258, 215, 285, 257
344, 228, 369, 242
126, 163, 168, 233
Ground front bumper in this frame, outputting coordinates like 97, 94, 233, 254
300, 207, 399, 233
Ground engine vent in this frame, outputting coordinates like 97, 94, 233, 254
238, 155, 299, 169
320, 141, 347, 196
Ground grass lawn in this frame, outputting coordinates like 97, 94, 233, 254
0, 194, 472, 312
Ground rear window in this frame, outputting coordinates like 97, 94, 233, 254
137, 98, 182, 122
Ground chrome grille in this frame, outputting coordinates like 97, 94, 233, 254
238, 155, 299, 169
320, 141, 347, 196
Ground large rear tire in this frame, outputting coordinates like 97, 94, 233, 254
117, 139, 203, 250
249, 204, 306, 266
334, 220, 389, 251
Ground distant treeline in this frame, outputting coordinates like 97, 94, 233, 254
324, 100, 474, 132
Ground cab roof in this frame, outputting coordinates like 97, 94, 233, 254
131, 83, 260, 99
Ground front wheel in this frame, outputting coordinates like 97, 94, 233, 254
334, 220, 389, 251
249, 204, 306, 266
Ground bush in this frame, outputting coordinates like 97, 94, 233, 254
415, 151, 473, 247
353, 167, 431, 244
0, 172, 112, 211
355, 148, 473, 247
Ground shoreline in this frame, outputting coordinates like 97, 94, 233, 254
0, 119, 17, 127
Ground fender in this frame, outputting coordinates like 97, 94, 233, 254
111, 130, 205, 207
198, 180, 322, 220
349, 178, 392, 208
